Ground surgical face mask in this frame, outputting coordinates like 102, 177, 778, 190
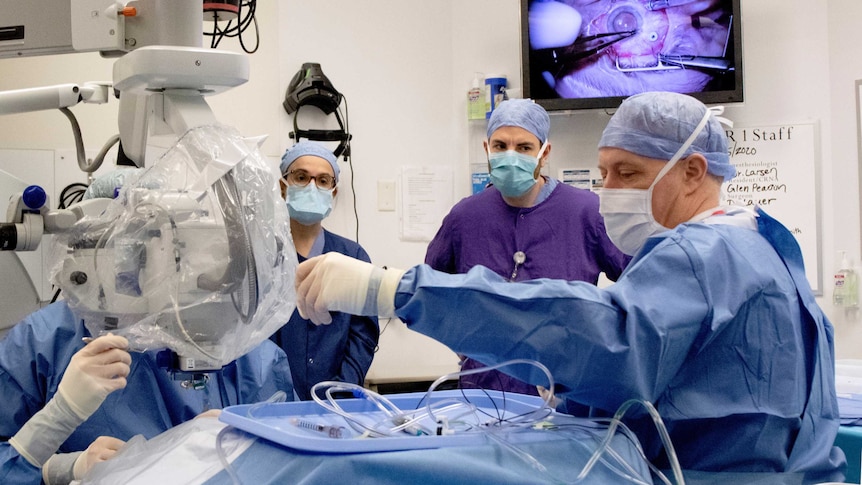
287, 182, 334, 225
488, 142, 547, 198
599, 108, 714, 256
599, 188, 669, 256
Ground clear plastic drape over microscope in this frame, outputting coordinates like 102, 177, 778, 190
49, 124, 298, 370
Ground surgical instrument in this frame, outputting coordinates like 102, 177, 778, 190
290, 418, 345, 439
647, 0, 700, 10
658, 54, 734, 73
532, 30, 637, 77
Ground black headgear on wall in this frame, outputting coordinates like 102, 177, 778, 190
283, 62, 351, 159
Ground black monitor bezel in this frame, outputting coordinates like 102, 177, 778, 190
520, 0, 744, 111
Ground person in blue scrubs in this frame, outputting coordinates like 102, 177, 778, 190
294, 92, 845, 482
269, 141, 378, 400
0, 301, 293, 485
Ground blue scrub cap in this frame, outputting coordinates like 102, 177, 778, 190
486, 98, 550, 144
83, 167, 144, 199
598, 92, 735, 182
279, 140, 340, 181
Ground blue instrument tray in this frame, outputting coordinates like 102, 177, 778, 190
220, 389, 550, 453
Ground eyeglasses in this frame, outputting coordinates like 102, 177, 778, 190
284, 169, 336, 190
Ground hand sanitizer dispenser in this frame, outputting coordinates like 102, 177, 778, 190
833, 251, 859, 308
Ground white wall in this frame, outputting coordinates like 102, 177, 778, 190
825, 1, 862, 358
2, 1, 862, 382
277, 1, 461, 269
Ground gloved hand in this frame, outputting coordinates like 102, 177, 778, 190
295, 252, 405, 325
41, 436, 126, 485
536, 385, 562, 409
58, 334, 131, 419
9, 335, 130, 470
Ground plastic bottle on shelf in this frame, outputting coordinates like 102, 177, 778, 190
833, 251, 859, 307
467, 73, 485, 120
484, 74, 508, 119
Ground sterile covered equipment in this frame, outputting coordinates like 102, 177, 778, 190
49, 124, 298, 370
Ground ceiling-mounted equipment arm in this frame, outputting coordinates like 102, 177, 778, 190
0, 83, 110, 116
111, 46, 250, 166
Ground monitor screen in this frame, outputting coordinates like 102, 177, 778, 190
521, 0, 743, 111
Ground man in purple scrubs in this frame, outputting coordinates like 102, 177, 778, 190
425, 98, 629, 397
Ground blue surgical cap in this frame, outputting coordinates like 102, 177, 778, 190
598, 92, 735, 182
279, 140, 340, 181
83, 168, 144, 199
486, 98, 550, 144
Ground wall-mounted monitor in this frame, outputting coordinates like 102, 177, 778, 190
521, 0, 743, 111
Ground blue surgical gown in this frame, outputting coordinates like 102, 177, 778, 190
0, 301, 294, 485
395, 208, 845, 482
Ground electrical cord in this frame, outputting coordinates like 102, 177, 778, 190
205, 0, 259, 54
58, 108, 117, 174
336, 99, 360, 244
374, 317, 394, 353
58, 182, 88, 209
424, 359, 556, 429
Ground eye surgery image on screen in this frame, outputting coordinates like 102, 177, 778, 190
523, 0, 743, 110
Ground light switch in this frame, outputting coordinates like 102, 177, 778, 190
377, 179, 396, 211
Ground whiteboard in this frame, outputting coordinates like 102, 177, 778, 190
721, 122, 822, 294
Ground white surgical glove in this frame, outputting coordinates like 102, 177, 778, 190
296, 252, 406, 325
536, 385, 562, 409
42, 436, 126, 485
9, 335, 130, 472
58, 334, 131, 419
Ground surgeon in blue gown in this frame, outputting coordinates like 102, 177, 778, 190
0, 301, 293, 484
294, 92, 845, 483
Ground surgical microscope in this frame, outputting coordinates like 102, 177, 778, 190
0, 1, 293, 385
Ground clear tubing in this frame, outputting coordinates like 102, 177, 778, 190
310, 381, 409, 437
215, 426, 242, 485
424, 358, 556, 429
575, 399, 684, 485
305, 368, 677, 485
308, 360, 556, 439
552, 421, 656, 485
